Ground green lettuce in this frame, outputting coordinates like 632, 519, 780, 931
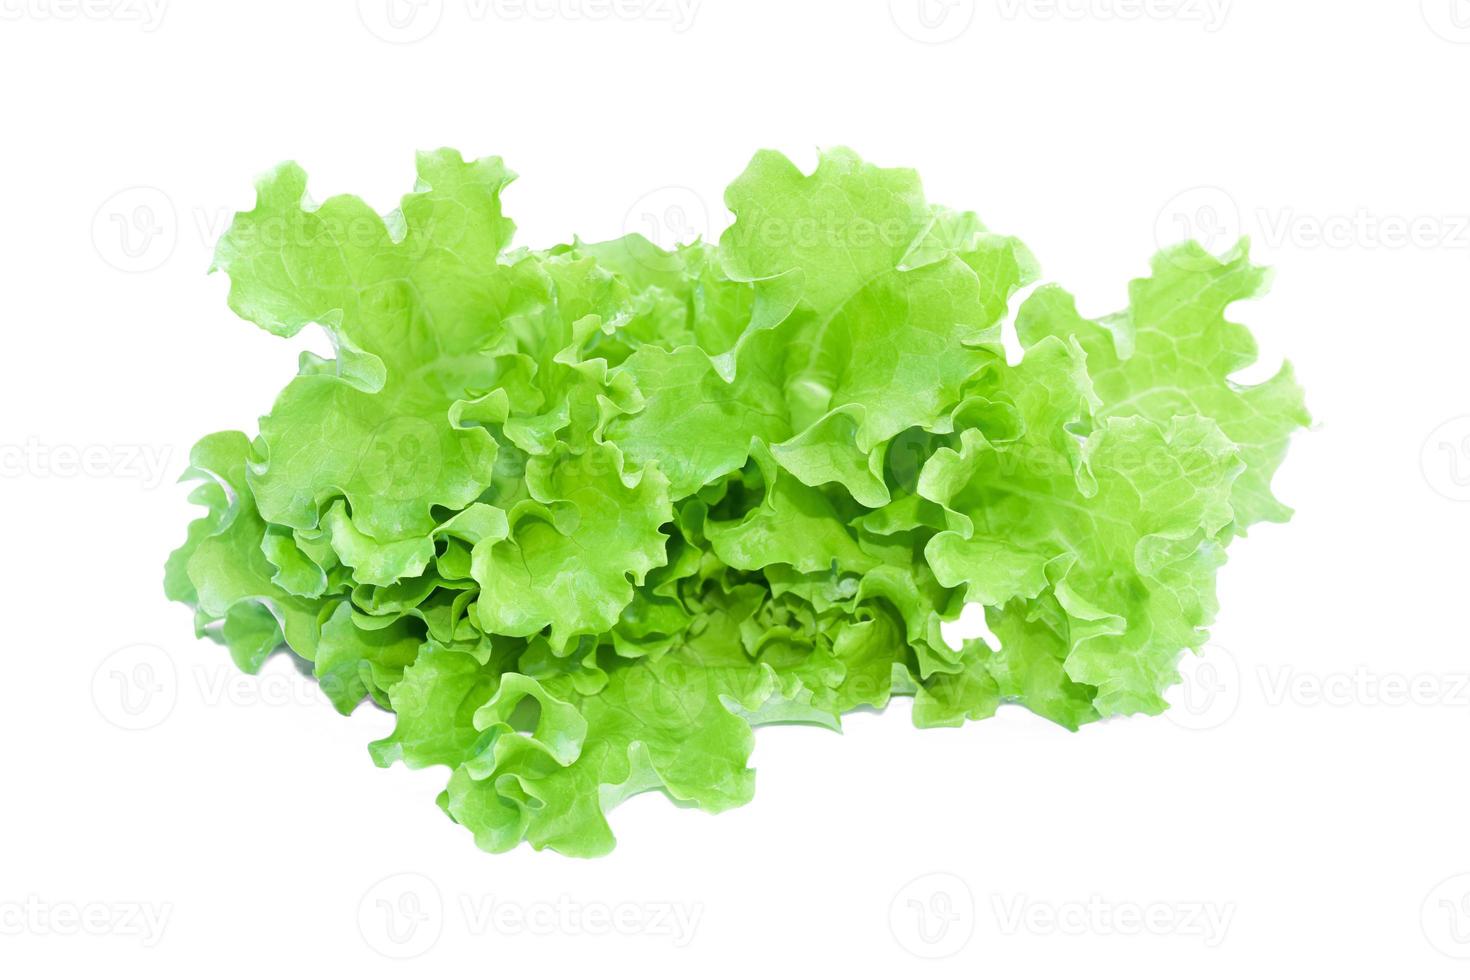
167, 148, 1307, 856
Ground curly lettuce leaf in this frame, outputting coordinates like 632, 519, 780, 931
167, 147, 1306, 857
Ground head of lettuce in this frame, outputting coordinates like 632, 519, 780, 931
166, 148, 1307, 856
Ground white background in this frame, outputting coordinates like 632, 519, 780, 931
3, 0, 1469, 975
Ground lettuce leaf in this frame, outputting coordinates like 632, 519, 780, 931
167, 148, 1306, 856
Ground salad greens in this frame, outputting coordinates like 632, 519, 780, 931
167, 148, 1307, 856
